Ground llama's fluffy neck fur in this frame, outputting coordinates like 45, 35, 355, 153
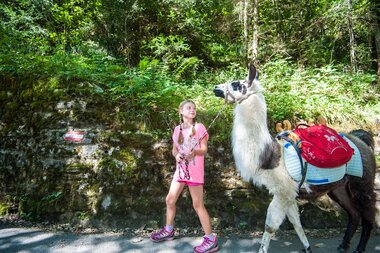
232, 92, 272, 181
232, 91, 297, 198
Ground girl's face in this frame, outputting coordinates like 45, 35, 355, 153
180, 102, 196, 121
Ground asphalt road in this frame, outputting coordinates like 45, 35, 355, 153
1, 227, 380, 253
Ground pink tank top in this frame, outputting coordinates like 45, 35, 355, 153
172, 123, 209, 184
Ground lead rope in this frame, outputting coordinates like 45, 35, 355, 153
192, 101, 228, 149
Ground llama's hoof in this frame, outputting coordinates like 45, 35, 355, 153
258, 246, 267, 253
299, 246, 312, 253
337, 244, 349, 253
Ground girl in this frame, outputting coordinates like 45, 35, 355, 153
150, 100, 218, 253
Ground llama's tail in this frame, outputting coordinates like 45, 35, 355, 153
349, 129, 375, 151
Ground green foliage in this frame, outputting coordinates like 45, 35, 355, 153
17, 192, 63, 221
143, 35, 202, 79
2, 0, 379, 72
0, 202, 9, 215
156, 0, 239, 66
0, 1, 48, 56
0, 0, 379, 140
256, 0, 379, 71
76, 211, 91, 221
48, 0, 100, 52
0, 0, 99, 56
94, 0, 161, 64
262, 59, 379, 128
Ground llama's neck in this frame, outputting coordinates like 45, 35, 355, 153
232, 93, 273, 181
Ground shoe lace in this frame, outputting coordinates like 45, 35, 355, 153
157, 228, 169, 238
198, 237, 213, 250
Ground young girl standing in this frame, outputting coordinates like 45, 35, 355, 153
150, 100, 218, 253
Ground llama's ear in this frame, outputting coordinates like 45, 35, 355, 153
247, 64, 257, 86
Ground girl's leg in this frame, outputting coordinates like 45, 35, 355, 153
165, 180, 185, 226
188, 185, 212, 235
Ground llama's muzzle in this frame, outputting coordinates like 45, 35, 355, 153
213, 86, 225, 98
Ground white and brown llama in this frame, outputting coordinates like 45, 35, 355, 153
213, 64, 376, 253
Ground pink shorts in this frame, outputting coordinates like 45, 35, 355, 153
177, 180, 203, 187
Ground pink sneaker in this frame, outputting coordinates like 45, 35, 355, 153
150, 227, 175, 242
194, 235, 219, 253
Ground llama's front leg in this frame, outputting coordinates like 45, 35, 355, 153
258, 196, 286, 253
258, 230, 274, 253
286, 202, 312, 253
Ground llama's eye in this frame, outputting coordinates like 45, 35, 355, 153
231, 81, 240, 91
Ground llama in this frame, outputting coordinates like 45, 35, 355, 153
213, 64, 377, 253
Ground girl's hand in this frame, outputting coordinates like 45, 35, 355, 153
175, 153, 184, 162
185, 150, 195, 160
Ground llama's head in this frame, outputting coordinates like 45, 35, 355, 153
214, 64, 261, 104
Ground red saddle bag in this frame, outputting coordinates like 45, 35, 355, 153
292, 124, 354, 168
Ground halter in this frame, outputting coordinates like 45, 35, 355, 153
224, 81, 261, 104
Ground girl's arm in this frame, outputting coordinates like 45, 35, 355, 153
195, 138, 208, 155
186, 138, 208, 160
172, 144, 184, 163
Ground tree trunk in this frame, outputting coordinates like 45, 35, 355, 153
249, 0, 259, 65
347, 0, 357, 72
370, 1, 380, 77
243, 0, 249, 65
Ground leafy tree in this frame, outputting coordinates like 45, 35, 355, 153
92, 0, 161, 65
47, 0, 100, 52
256, 0, 379, 73
92, 0, 241, 68
0, 0, 49, 55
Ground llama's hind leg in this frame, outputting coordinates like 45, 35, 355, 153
286, 202, 311, 253
259, 196, 287, 253
328, 187, 360, 252
354, 217, 374, 253
353, 189, 376, 253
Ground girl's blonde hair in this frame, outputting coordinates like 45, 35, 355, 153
178, 100, 196, 145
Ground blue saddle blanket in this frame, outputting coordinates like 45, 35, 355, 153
284, 135, 363, 185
